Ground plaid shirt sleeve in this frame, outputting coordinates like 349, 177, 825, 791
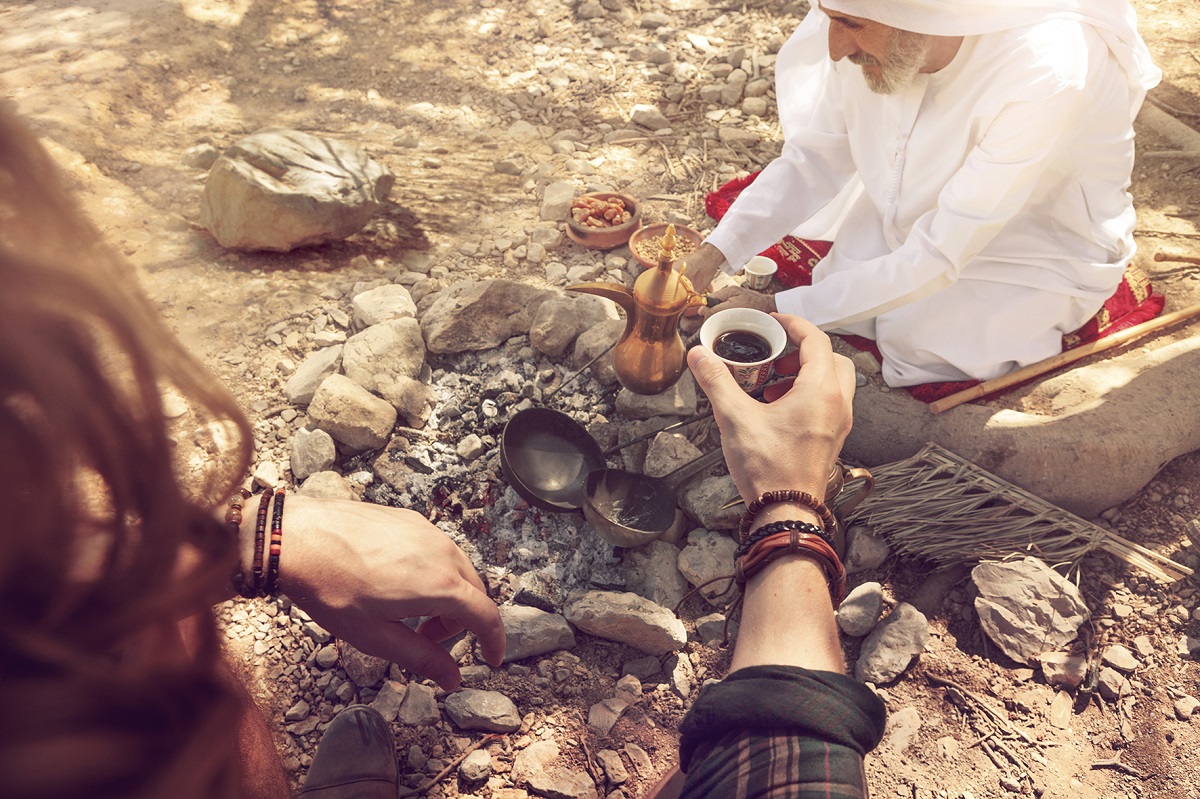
677, 665, 887, 799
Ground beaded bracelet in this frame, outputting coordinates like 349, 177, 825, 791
738, 489, 837, 540
251, 488, 272, 596
226, 488, 256, 599
264, 487, 286, 597
736, 520, 833, 559
735, 529, 847, 605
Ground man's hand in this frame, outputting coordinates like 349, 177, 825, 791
700, 285, 777, 316
278, 496, 506, 691
684, 243, 728, 294
687, 314, 856, 502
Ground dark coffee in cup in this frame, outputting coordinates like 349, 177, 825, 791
713, 330, 772, 363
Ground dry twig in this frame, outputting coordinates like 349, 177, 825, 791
396, 734, 501, 798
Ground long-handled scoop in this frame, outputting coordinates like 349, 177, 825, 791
582, 448, 726, 547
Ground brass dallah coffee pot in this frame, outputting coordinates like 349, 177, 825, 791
569, 225, 707, 395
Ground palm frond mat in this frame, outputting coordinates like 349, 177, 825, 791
849, 443, 1191, 582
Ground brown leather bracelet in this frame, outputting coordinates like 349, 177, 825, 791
739, 489, 837, 541
735, 529, 846, 605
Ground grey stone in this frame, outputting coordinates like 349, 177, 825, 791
643, 433, 703, 478
679, 475, 741, 532
497, 605, 577, 663
843, 525, 891, 573
284, 699, 311, 722
1038, 651, 1089, 690
541, 181, 578, 222
1175, 695, 1200, 720
621, 541, 690, 610
855, 602, 929, 684
342, 318, 427, 393
181, 143, 220, 170
664, 652, 694, 698
837, 581, 884, 637
298, 471, 355, 500
972, 557, 1090, 665
308, 374, 397, 452
291, 427, 337, 481
883, 706, 922, 754
338, 641, 388, 686
586, 697, 628, 737
376, 375, 437, 428
696, 613, 736, 647
527, 768, 597, 799
351, 284, 417, 330
284, 345, 343, 405
1101, 644, 1139, 673
614, 674, 643, 705
315, 644, 339, 669
622, 656, 661, 680
443, 689, 521, 732
397, 682, 441, 727
676, 529, 737, 608
564, 591, 687, 655
630, 104, 671, 131
530, 295, 620, 358
514, 740, 561, 781
596, 749, 628, 784
457, 433, 486, 461
1097, 666, 1131, 701
614, 373, 697, 419
572, 319, 625, 385
370, 680, 406, 722
459, 749, 493, 782
201, 128, 393, 251
302, 620, 331, 644
422, 279, 556, 354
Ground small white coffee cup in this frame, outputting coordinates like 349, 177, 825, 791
742, 255, 778, 290
698, 308, 787, 392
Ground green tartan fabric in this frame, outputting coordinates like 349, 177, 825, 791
678, 665, 887, 799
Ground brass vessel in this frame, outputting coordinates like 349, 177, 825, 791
569, 224, 706, 395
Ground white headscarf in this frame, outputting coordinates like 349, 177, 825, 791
821, 0, 1161, 90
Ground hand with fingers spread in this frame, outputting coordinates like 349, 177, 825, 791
276, 496, 505, 692
687, 313, 856, 505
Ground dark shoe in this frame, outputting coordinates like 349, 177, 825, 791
300, 705, 398, 799
644, 764, 685, 799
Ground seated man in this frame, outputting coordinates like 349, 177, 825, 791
687, 0, 1161, 387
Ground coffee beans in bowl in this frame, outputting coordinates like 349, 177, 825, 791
629, 223, 703, 269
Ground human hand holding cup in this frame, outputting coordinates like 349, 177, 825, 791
698, 307, 787, 392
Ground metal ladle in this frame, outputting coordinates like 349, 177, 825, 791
582, 448, 726, 547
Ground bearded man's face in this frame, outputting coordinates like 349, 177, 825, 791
848, 29, 933, 94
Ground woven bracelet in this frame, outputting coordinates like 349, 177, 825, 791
735, 530, 846, 605
736, 520, 833, 559
738, 489, 837, 540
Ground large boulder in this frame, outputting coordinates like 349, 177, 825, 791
421, 279, 556, 354
200, 128, 394, 251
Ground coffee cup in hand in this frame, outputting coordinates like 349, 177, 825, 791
698, 308, 787, 392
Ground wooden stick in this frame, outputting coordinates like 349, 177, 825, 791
930, 301, 1200, 413
1155, 251, 1200, 265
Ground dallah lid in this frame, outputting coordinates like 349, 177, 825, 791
820, 0, 1161, 90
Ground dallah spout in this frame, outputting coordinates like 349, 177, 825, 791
567, 282, 636, 317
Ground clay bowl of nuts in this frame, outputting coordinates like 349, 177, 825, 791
629, 223, 703, 270
566, 192, 642, 250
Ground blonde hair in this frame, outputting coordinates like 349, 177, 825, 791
0, 105, 253, 797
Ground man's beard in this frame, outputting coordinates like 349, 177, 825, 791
849, 30, 932, 94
